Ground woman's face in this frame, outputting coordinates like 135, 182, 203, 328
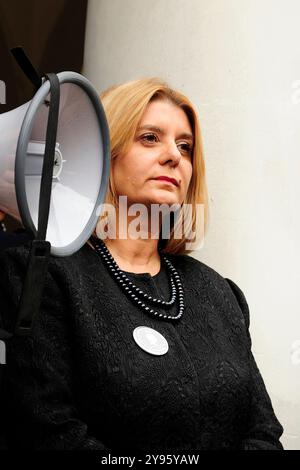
112, 99, 193, 209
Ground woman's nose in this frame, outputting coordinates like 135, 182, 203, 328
162, 141, 182, 164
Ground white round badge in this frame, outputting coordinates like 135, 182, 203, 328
133, 326, 169, 356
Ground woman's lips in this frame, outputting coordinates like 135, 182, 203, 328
153, 176, 179, 187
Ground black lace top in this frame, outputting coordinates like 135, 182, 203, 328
0, 241, 284, 450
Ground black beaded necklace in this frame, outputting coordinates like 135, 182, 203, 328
90, 237, 184, 321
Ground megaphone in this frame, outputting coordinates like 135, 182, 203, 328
0, 71, 110, 256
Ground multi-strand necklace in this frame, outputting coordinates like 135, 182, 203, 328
90, 237, 184, 322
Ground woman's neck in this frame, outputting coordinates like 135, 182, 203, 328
87, 237, 161, 275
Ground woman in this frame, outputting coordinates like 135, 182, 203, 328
0, 78, 284, 450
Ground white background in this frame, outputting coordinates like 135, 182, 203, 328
83, 0, 300, 450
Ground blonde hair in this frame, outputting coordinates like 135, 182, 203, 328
95, 77, 209, 255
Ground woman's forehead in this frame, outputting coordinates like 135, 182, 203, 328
139, 100, 193, 133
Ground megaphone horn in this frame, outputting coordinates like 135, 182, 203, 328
0, 49, 110, 257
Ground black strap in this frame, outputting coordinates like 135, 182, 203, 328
9, 49, 59, 240
14, 73, 60, 336
37, 73, 60, 240
0, 50, 60, 339
10, 47, 42, 90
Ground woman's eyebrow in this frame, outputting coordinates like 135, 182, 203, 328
137, 125, 194, 143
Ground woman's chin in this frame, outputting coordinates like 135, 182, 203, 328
148, 197, 180, 207
145, 190, 181, 206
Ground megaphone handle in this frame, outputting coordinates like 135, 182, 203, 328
14, 240, 51, 336
14, 73, 60, 337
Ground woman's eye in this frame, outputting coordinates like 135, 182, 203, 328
141, 133, 158, 143
140, 134, 192, 156
179, 143, 192, 155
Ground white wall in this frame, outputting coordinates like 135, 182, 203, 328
83, 0, 300, 449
